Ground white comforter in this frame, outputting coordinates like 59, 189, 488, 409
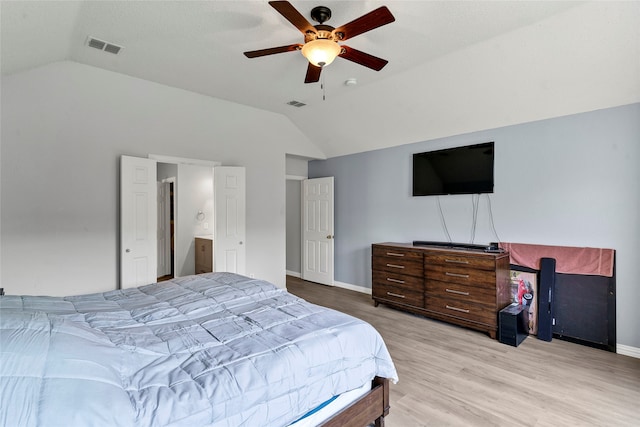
0, 273, 397, 426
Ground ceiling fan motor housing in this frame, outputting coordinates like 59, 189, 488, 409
305, 25, 338, 43
310, 6, 332, 24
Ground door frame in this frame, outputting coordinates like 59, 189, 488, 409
122, 155, 249, 285
149, 154, 222, 168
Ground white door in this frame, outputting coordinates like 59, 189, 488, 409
302, 177, 334, 285
157, 182, 171, 277
214, 167, 246, 274
121, 156, 157, 288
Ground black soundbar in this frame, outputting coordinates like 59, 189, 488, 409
412, 240, 504, 253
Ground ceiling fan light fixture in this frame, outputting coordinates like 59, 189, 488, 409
301, 39, 341, 67
243, 2, 395, 83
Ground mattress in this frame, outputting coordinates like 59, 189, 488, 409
289, 381, 371, 426
0, 272, 397, 426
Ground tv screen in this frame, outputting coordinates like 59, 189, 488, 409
412, 142, 494, 196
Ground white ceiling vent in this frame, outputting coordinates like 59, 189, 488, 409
286, 100, 306, 108
86, 36, 122, 55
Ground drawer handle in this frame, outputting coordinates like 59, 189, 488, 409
445, 259, 469, 264
386, 263, 405, 269
386, 278, 405, 284
445, 272, 470, 278
445, 288, 470, 296
386, 252, 405, 257
446, 305, 470, 313
387, 292, 406, 299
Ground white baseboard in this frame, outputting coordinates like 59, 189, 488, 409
285, 272, 371, 295
617, 344, 640, 359
332, 280, 372, 295
286, 270, 301, 278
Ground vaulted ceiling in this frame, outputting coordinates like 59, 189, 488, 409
2, 1, 638, 158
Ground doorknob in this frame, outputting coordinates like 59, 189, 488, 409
326, 235, 334, 239
125, 249, 131, 253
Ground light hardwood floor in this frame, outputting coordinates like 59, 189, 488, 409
286, 276, 640, 427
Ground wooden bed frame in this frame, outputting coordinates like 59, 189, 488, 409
319, 377, 390, 427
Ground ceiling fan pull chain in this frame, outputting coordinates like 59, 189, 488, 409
321, 73, 326, 101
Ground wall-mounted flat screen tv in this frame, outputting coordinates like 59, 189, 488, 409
412, 141, 494, 196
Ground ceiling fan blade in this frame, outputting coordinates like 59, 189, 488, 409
244, 44, 301, 58
269, 1, 315, 34
339, 45, 388, 71
334, 6, 395, 41
304, 63, 322, 83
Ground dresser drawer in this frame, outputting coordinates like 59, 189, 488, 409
425, 280, 496, 306
373, 282, 424, 308
425, 264, 496, 288
425, 296, 497, 326
373, 270, 423, 293
425, 253, 496, 271
373, 256, 423, 277
373, 245, 423, 261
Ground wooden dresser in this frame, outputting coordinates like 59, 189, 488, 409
372, 242, 511, 339
195, 236, 213, 274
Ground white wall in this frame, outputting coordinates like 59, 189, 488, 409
0, 61, 325, 295
157, 162, 177, 181
285, 155, 309, 178
300, 1, 640, 158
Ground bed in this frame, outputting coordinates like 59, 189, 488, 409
0, 272, 398, 426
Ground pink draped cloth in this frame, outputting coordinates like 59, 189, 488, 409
499, 242, 615, 277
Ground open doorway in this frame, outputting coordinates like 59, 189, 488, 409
286, 178, 303, 277
122, 155, 245, 288
157, 179, 175, 282
157, 162, 178, 281
156, 160, 216, 281
154, 158, 245, 280
285, 154, 310, 279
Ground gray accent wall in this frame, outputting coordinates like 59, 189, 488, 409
309, 103, 640, 349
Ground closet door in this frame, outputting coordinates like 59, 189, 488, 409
214, 167, 246, 274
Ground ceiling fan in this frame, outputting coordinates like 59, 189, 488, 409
244, 1, 395, 83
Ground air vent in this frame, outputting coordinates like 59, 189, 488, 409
86, 36, 123, 55
88, 38, 106, 50
103, 43, 122, 55
286, 100, 306, 108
